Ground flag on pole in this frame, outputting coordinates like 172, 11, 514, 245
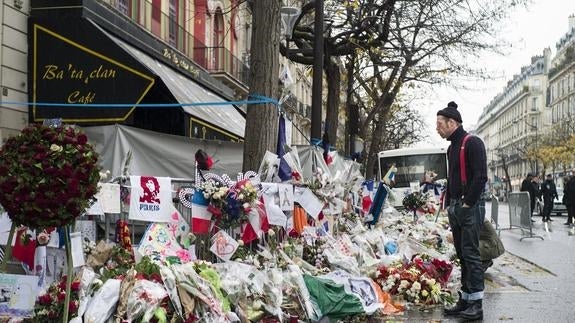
276, 114, 292, 181
191, 191, 212, 234
362, 180, 375, 215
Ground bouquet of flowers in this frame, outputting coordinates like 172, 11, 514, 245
375, 254, 454, 305
34, 275, 81, 320
402, 191, 427, 212
0, 124, 101, 229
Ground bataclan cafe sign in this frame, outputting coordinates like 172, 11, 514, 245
29, 18, 156, 123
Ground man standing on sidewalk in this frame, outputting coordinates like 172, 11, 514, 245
436, 101, 487, 321
540, 174, 558, 222
563, 175, 575, 225
520, 173, 538, 222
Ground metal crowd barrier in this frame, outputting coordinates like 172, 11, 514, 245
507, 192, 544, 241
490, 195, 502, 236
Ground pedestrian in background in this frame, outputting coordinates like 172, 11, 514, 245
436, 101, 487, 321
520, 173, 538, 222
540, 174, 558, 222
532, 175, 542, 217
563, 174, 575, 226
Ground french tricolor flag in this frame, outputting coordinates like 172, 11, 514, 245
191, 191, 212, 234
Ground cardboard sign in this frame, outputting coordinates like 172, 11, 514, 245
0, 274, 40, 317
210, 231, 239, 262
294, 187, 323, 220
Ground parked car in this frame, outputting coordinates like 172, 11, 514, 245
552, 187, 567, 216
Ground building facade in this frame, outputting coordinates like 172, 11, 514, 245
0, 0, 314, 147
0, 0, 254, 144
0, 1, 28, 143
475, 50, 551, 193
476, 14, 575, 194
548, 15, 575, 131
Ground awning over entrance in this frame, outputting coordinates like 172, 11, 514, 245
95, 23, 245, 139
28, 16, 245, 140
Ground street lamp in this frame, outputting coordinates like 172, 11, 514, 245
280, 7, 300, 40
280, 1, 324, 144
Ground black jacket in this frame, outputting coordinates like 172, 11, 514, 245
563, 177, 575, 206
520, 178, 538, 203
540, 179, 558, 202
445, 126, 488, 206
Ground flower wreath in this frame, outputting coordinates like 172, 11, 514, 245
0, 124, 101, 229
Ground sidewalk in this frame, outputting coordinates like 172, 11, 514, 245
402, 201, 575, 322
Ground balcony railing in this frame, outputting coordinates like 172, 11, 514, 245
99, 0, 249, 86
194, 46, 250, 85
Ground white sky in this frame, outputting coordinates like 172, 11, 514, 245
415, 0, 575, 148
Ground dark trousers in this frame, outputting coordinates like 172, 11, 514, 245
542, 198, 554, 219
567, 204, 575, 224
448, 199, 485, 300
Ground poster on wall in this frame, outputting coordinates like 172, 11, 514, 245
0, 274, 40, 317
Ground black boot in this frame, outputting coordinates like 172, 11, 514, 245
459, 299, 483, 320
443, 292, 468, 316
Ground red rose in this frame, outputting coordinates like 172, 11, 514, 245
34, 152, 47, 160
57, 291, 66, 301
60, 164, 74, 177
71, 281, 81, 292
149, 273, 163, 283
38, 293, 52, 305
69, 300, 79, 315
67, 178, 80, 193
77, 134, 88, 145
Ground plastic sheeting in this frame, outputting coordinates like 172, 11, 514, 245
82, 124, 243, 179
82, 125, 360, 183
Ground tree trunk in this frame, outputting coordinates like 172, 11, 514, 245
364, 112, 388, 179
242, 0, 281, 172
325, 58, 340, 150
344, 53, 356, 156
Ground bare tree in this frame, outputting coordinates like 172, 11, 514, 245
360, 0, 527, 178
242, 0, 282, 171
281, 0, 395, 147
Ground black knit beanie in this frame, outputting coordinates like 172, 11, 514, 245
437, 101, 462, 123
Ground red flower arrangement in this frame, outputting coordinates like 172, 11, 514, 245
0, 124, 101, 229
375, 254, 454, 305
34, 275, 82, 320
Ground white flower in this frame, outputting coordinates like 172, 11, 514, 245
268, 229, 275, 236
50, 144, 63, 152
421, 290, 429, 297
411, 281, 421, 291
243, 202, 250, 209
238, 193, 245, 200
203, 193, 210, 199
238, 239, 244, 246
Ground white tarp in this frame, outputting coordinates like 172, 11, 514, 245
82, 124, 243, 179
82, 125, 360, 183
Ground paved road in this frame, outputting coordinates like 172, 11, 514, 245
398, 201, 575, 322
